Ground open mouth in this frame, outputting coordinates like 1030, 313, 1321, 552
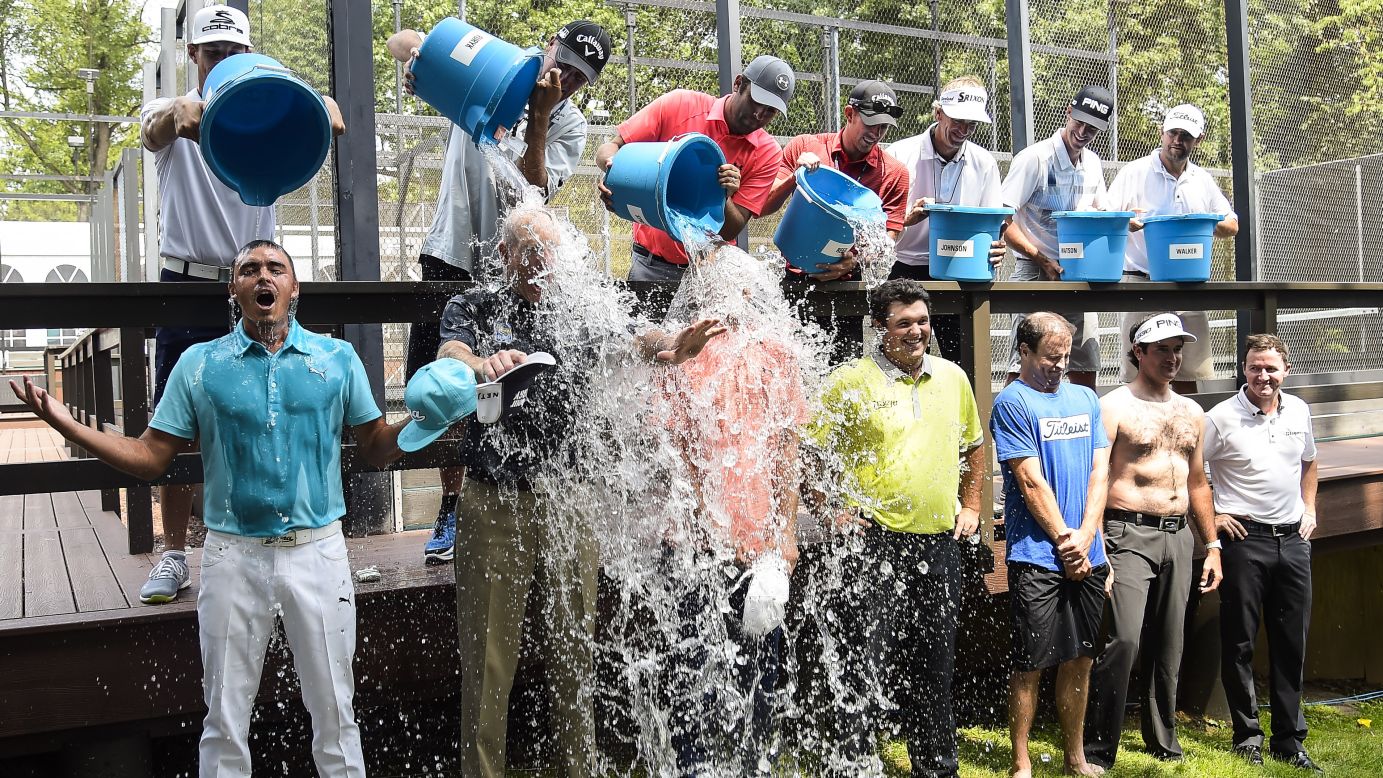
254, 289, 276, 310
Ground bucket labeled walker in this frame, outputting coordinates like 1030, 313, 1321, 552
605, 133, 727, 242
1143, 213, 1225, 282
1053, 210, 1136, 282
200, 53, 332, 207
773, 166, 885, 274
410, 18, 544, 145
925, 204, 1014, 282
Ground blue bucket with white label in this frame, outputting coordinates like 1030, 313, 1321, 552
410, 18, 543, 145
926, 204, 1014, 282
199, 53, 331, 207
605, 132, 726, 242
1053, 210, 1136, 282
1143, 213, 1225, 282
774, 166, 886, 274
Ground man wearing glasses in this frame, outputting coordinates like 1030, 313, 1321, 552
886, 76, 1005, 362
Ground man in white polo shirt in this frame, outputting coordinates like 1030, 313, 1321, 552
1106, 104, 1240, 393
1203, 333, 1322, 773
1000, 86, 1114, 390
887, 75, 1005, 362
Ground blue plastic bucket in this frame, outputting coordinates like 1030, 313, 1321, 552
606, 133, 727, 243
1053, 210, 1136, 282
200, 53, 331, 207
773, 166, 885, 274
926, 204, 1014, 282
410, 18, 543, 145
1143, 213, 1225, 282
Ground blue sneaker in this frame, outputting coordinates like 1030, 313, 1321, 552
424, 511, 456, 565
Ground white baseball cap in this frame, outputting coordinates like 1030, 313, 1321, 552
1163, 104, 1205, 138
938, 85, 992, 124
1134, 312, 1198, 344
190, 5, 251, 48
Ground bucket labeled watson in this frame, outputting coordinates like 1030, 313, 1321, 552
1143, 213, 1225, 282
1053, 210, 1136, 282
925, 204, 1014, 282
410, 18, 543, 145
774, 166, 885, 274
605, 133, 727, 241
199, 53, 331, 207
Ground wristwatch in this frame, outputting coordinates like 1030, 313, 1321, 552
1205, 539, 1223, 551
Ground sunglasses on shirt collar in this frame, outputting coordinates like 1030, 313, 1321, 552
849, 99, 904, 119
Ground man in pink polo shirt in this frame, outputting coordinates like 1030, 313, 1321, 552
596, 55, 793, 281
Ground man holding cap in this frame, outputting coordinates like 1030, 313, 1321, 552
386, 19, 612, 565
887, 75, 1006, 362
596, 55, 792, 281
136, 4, 345, 604
1085, 312, 1224, 770
1106, 104, 1240, 393
1001, 85, 1115, 390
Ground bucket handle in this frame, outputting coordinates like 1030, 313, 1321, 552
793, 167, 817, 206
250, 63, 296, 76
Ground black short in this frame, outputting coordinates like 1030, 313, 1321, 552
154, 268, 230, 405
1008, 561, 1108, 672
405, 254, 473, 381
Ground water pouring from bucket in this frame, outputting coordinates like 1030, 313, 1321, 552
604, 132, 728, 247
774, 166, 886, 276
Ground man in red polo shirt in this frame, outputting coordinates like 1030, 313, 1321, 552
596, 55, 792, 281
763, 80, 911, 283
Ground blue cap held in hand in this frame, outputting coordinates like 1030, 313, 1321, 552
398, 360, 478, 452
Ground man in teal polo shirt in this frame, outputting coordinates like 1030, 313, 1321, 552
11, 240, 414, 777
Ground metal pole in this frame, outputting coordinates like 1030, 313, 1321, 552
1225, 0, 1259, 366
626, 6, 638, 113
820, 27, 833, 131
458, 0, 466, 22
158, 8, 176, 99
987, 45, 998, 150
119, 149, 141, 284
393, 0, 403, 114
1004, 0, 1035, 152
141, 61, 161, 281
715, 0, 745, 247
1106, 4, 1118, 161
828, 27, 841, 130
1357, 164, 1364, 283
930, 0, 941, 94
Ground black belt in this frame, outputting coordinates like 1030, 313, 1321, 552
1105, 509, 1187, 532
1235, 517, 1301, 537
1124, 270, 1149, 278
632, 243, 685, 267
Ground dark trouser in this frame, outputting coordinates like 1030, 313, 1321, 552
1085, 521, 1193, 768
836, 527, 962, 778
887, 261, 962, 363
668, 551, 783, 775
405, 254, 473, 381
1219, 522, 1312, 755
154, 267, 231, 405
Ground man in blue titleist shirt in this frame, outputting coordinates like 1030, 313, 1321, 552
991, 312, 1111, 778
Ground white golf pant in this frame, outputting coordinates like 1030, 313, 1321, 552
196, 522, 365, 777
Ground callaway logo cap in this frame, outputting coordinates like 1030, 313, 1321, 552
742, 55, 795, 115
937, 84, 992, 124
554, 20, 612, 85
399, 359, 478, 452
1163, 103, 1206, 138
848, 80, 901, 127
1070, 85, 1115, 131
190, 5, 251, 48
1134, 312, 1198, 344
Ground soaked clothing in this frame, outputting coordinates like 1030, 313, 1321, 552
1008, 561, 1108, 671
149, 321, 381, 537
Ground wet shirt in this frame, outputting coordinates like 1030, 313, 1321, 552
1203, 388, 1316, 524
806, 349, 984, 534
141, 90, 275, 266
991, 380, 1109, 571
422, 101, 586, 276
887, 126, 1003, 266
439, 288, 584, 485
779, 131, 911, 232
1001, 130, 1107, 262
1105, 151, 1236, 273
617, 90, 782, 264
149, 321, 381, 537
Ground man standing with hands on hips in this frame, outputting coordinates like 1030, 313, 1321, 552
1204, 334, 1322, 773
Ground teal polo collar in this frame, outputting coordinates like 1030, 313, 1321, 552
232, 318, 309, 356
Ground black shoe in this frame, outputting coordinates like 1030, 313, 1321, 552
1147, 749, 1183, 763
1232, 744, 1264, 765
1272, 750, 1323, 773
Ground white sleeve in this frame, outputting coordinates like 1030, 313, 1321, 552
1106, 165, 1134, 211
1000, 149, 1042, 209
980, 156, 1003, 208
1204, 173, 1238, 219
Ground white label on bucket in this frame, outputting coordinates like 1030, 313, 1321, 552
450, 30, 493, 67
627, 205, 648, 225
1059, 242, 1085, 259
1169, 243, 1204, 259
936, 239, 974, 258
821, 239, 852, 257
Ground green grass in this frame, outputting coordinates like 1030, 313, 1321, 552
874, 702, 1383, 778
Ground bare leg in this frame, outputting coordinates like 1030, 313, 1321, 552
1009, 669, 1041, 778
1067, 371, 1098, 390
160, 483, 193, 550
1056, 657, 1103, 776
440, 466, 465, 506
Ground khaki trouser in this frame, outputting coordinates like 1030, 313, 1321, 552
454, 478, 598, 778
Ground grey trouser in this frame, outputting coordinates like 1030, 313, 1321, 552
627, 243, 689, 282
1085, 520, 1194, 768
454, 478, 599, 778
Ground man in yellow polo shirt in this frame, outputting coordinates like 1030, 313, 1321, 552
807, 278, 985, 777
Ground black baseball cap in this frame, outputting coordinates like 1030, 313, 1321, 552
1070, 85, 1115, 131
848, 80, 901, 126
554, 21, 611, 85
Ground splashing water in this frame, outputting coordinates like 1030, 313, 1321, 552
848, 214, 897, 288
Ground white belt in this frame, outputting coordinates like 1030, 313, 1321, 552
257, 521, 343, 547
163, 256, 230, 281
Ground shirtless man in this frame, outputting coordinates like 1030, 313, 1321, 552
1084, 312, 1223, 770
